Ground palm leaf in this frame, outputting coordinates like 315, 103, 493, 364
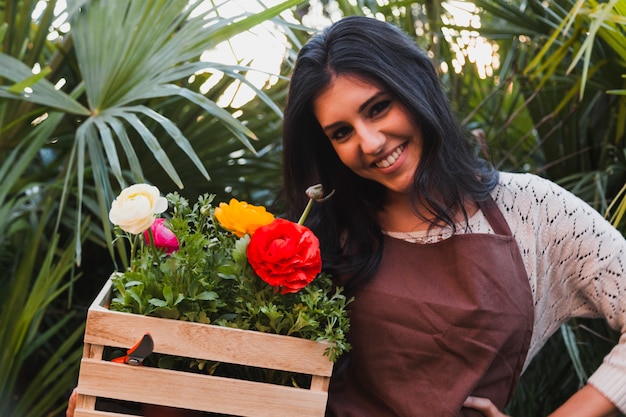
0, 54, 89, 114
10, 0, 300, 263
0, 208, 80, 416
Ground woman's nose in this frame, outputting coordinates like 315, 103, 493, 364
357, 127, 385, 155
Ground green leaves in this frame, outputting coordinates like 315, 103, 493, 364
0, 54, 90, 114
525, 0, 626, 101
0, 207, 83, 417
0, 0, 298, 412
2, 0, 300, 265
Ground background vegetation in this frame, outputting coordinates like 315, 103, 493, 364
0, 0, 624, 415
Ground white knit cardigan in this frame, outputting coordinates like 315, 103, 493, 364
385, 172, 626, 412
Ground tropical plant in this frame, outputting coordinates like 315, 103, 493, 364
0, 0, 301, 415
1, 0, 301, 263
0, 139, 87, 417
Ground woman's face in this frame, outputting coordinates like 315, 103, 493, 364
313, 74, 423, 195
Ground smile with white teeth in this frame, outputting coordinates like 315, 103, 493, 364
374, 143, 406, 168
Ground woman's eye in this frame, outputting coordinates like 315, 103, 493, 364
370, 100, 391, 117
330, 126, 352, 141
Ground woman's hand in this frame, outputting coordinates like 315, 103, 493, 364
463, 396, 510, 417
66, 388, 77, 417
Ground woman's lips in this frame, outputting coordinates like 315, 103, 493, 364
374, 143, 407, 168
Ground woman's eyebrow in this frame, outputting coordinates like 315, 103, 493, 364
320, 91, 387, 133
357, 91, 386, 114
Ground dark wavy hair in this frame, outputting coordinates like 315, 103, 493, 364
282, 16, 498, 291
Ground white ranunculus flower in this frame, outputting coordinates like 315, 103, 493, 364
108, 184, 168, 234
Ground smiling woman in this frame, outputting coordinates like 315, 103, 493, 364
281, 15, 626, 417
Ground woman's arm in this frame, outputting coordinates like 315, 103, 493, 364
497, 173, 626, 412
464, 385, 618, 417
548, 385, 619, 417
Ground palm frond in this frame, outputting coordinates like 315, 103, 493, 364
0, 54, 89, 115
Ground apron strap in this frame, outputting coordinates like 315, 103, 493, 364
478, 196, 513, 237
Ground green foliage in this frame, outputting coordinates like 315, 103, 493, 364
109, 192, 352, 363
471, 0, 626, 204
0, 0, 303, 414
2, 0, 301, 265
0, 143, 85, 416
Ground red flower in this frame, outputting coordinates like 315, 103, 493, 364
247, 218, 322, 294
144, 218, 179, 254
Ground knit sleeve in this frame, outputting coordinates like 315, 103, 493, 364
496, 172, 626, 411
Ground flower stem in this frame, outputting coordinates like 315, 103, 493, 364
146, 228, 163, 266
298, 198, 314, 225
129, 233, 137, 272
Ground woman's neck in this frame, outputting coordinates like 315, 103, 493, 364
378, 193, 478, 233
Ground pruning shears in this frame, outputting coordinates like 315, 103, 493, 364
111, 333, 154, 366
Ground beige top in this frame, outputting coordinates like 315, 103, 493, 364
385, 171, 626, 412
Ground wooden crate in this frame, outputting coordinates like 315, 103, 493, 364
74, 278, 334, 417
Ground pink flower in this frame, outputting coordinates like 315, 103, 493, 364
144, 218, 179, 254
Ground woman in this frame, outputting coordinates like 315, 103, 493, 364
68, 15, 625, 417
281, 15, 626, 417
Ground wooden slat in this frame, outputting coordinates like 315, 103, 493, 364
76, 343, 97, 411
75, 393, 96, 414
77, 358, 328, 417
83, 342, 104, 360
74, 409, 131, 417
86, 279, 333, 377
93, 278, 114, 309
310, 375, 331, 392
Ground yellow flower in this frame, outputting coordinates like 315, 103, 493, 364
214, 199, 275, 237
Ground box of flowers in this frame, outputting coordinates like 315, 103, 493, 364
73, 184, 351, 417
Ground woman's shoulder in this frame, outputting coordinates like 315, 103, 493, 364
495, 171, 564, 193
491, 171, 570, 208
492, 171, 614, 233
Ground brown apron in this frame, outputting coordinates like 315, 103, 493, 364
326, 197, 533, 417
